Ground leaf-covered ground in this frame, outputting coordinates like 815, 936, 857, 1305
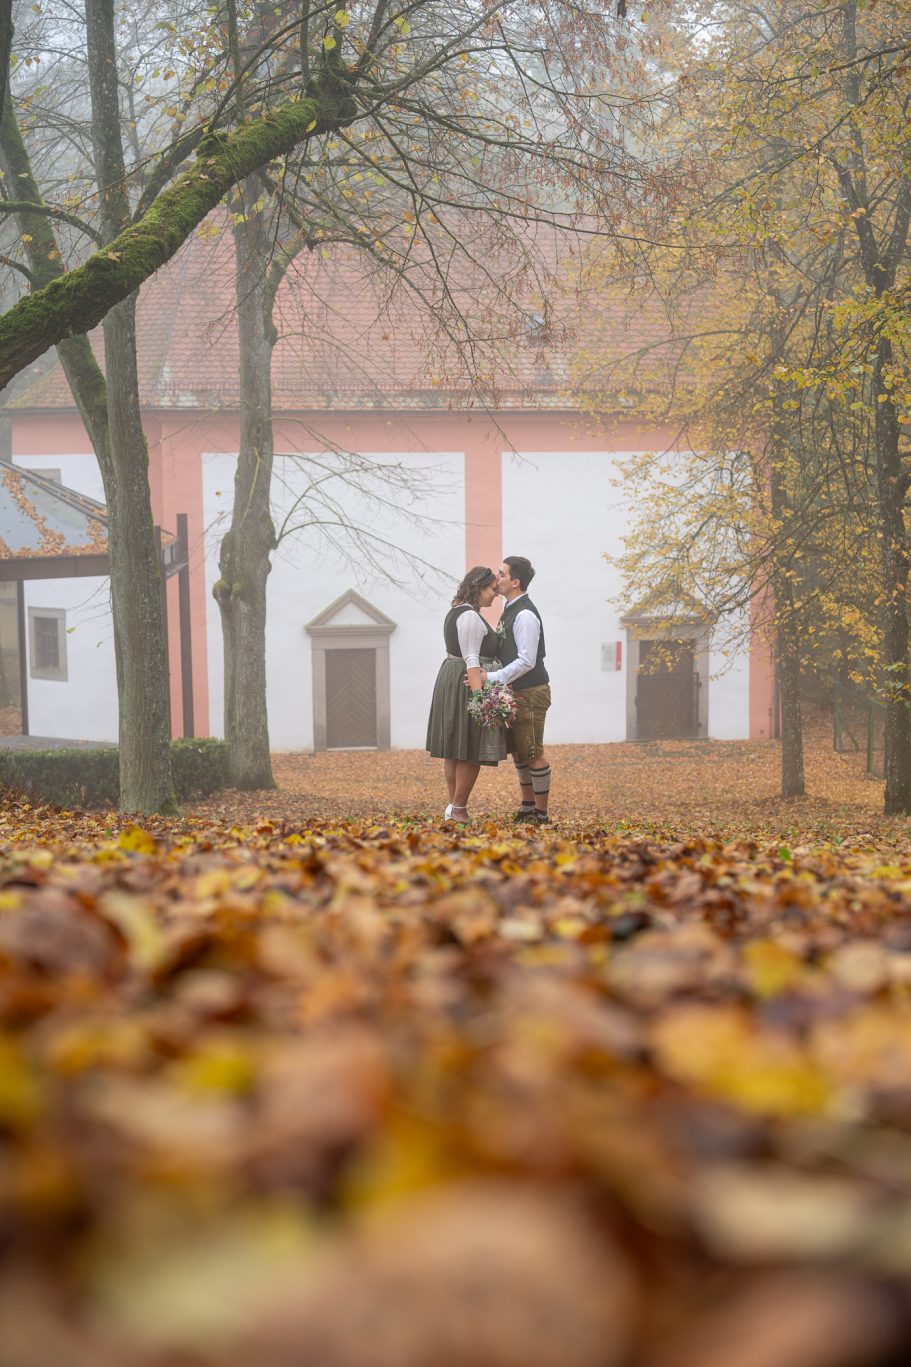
3, 733, 911, 1366
206, 727, 890, 840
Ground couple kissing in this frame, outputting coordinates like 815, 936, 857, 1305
426, 556, 552, 826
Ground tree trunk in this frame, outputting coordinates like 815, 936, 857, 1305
213, 189, 277, 790
2, 69, 174, 810
86, 0, 176, 812
767, 312, 805, 799
0, 0, 14, 128
774, 588, 805, 797
852, 208, 911, 811
104, 298, 177, 811
873, 332, 911, 813
837, 0, 911, 810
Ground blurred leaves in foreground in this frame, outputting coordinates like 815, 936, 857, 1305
4, 787, 911, 1364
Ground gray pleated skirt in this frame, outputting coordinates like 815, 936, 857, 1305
426, 655, 508, 765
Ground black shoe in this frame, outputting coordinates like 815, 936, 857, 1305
531, 811, 550, 824
513, 807, 537, 822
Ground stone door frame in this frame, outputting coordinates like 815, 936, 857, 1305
305, 589, 396, 751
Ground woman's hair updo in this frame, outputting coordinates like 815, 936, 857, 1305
452, 566, 496, 609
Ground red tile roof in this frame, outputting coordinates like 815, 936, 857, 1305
7, 220, 687, 415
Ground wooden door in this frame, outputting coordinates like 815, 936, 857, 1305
325, 648, 378, 748
636, 639, 697, 739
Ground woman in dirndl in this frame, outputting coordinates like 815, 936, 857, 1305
426, 566, 508, 822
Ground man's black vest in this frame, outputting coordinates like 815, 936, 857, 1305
498, 595, 549, 691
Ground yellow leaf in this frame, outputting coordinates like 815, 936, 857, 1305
323, 34, 336, 49
0, 1039, 45, 1128
552, 916, 587, 939
742, 939, 803, 998
118, 825, 157, 855
195, 869, 233, 899
334, 8, 349, 25
101, 892, 167, 973
345, 1113, 454, 1208
174, 1043, 256, 1096
651, 1005, 830, 1117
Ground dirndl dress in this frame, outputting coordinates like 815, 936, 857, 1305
426, 652, 508, 766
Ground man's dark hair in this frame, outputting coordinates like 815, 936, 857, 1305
503, 556, 535, 591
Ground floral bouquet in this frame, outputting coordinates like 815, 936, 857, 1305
468, 679, 518, 729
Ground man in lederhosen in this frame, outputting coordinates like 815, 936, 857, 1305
479, 555, 552, 824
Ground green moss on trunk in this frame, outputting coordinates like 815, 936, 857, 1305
0, 98, 325, 390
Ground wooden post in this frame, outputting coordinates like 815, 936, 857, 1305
176, 513, 194, 738
16, 579, 28, 736
153, 525, 171, 736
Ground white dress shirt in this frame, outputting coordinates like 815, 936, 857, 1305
455, 608, 489, 670
486, 593, 541, 687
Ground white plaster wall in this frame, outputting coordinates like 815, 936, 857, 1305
22, 576, 118, 741
13, 453, 118, 741
502, 451, 630, 743
501, 451, 751, 742
202, 451, 465, 749
14, 452, 106, 502
707, 613, 750, 740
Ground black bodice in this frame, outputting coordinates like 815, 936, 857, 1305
443, 604, 499, 659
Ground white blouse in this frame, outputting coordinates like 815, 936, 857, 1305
486, 594, 541, 687
455, 608, 489, 669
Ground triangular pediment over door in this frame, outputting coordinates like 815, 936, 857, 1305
305, 589, 396, 633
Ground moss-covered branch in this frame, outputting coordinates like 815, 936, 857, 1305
0, 95, 334, 391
